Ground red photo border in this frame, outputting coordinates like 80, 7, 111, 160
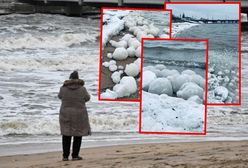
98, 7, 173, 102
139, 38, 209, 135
164, 2, 242, 106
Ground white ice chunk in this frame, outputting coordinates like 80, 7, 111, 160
148, 78, 173, 96
177, 82, 204, 100
101, 89, 118, 99
182, 69, 196, 75
128, 38, 140, 49
109, 40, 128, 48
135, 46, 141, 57
120, 34, 134, 42
118, 65, 124, 70
214, 86, 228, 102
155, 64, 166, 71
142, 70, 156, 91
109, 64, 117, 72
171, 74, 192, 93
113, 76, 137, 98
127, 47, 136, 57
191, 74, 205, 89
187, 95, 203, 104
102, 61, 110, 68
109, 60, 116, 65
112, 47, 128, 60
161, 69, 179, 78
107, 53, 113, 59
134, 58, 141, 71
124, 63, 139, 77
111, 71, 121, 83
159, 34, 169, 38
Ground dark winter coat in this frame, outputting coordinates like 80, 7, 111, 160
58, 79, 91, 136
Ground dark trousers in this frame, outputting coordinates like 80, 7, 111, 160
62, 135, 82, 158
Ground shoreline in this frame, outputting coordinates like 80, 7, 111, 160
1, 140, 248, 168
1, 134, 248, 157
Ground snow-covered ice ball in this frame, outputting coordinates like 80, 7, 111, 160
171, 74, 192, 93
142, 70, 157, 91
214, 86, 228, 102
124, 63, 139, 77
155, 64, 166, 71
107, 53, 113, 59
109, 40, 128, 48
225, 96, 233, 103
125, 20, 136, 28
101, 89, 118, 99
118, 65, 124, 70
149, 69, 163, 78
127, 47, 136, 57
177, 82, 204, 100
134, 58, 141, 71
109, 60, 116, 65
148, 78, 173, 96
181, 69, 196, 75
208, 74, 219, 90
147, 24, 160, 37
224, 76, 230, 83
114, 76, 137, 98
120, 34, 133, 42
113, 84, 129, 98
135, 46, 141, 57
143, 66, 155, 72
217, 71, 224, 76
128, 38, 140, 49
112, 47, 128, 60
120, 76, 137, 94
109, 64, 117, 72
111, 71, 121, 84
137, 31, 147, 41
159, 34, 169, 38
147, 34, 154, 38
161, 69, 179, 78
191, 74, 205, 89
102, 61, 110, 68
209, 67, 215, 73
187, 95, 203, 104
224, 69, 230, 74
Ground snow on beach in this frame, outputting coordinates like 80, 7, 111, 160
101, 10, 170, 100
142, 65, 205, 132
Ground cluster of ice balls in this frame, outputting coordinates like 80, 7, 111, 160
101, 12, 169, 99
208, 65, 238, 103
143, 64, 205, 104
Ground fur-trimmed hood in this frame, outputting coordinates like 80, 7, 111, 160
63, 79, 85, 90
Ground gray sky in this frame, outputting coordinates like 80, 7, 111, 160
167, 4, 239, 20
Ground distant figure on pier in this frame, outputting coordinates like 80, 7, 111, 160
58, 71, 91, 161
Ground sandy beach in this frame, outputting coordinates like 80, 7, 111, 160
1, 141, 248, 168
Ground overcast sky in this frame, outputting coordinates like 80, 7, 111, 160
166, 4, 239, 20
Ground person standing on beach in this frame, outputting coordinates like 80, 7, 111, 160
58, 71, 91, 161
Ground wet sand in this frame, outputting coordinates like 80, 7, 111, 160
100, 29, 140, 100
1, 141, 248, 168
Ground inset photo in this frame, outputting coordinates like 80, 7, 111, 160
99, 8, 171, 101
165, 2, 241, 105
140, 39, 208, 134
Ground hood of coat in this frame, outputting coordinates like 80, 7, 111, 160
63, 79, 85, 90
